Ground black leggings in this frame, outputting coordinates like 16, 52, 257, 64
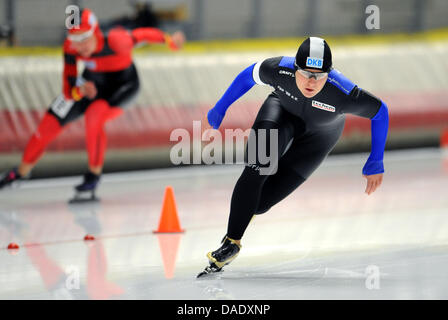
49, 64, 140, 126
226, 94, 344, 240
227, 164, 306, 239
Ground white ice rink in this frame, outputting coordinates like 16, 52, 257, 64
1, 148, 447, 300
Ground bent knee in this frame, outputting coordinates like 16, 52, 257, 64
254, 206, 271, 215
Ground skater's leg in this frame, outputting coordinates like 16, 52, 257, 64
83, 64, 138, 175
199, 118, 291, 276
71, 73, 135, 199
84, 99, 123, 175
255, 126, 345, 215
255, 165, 306, 214
226, 115, 295, 240
69, 100, 122, 200
199, 96, 296, 276
226, 166, 270, 240
224, 97, 299, 241
7, 95, 88, 178
20, 113, 63, 176
1, 97, 88, 190
226, 103, 296, 241
1, 112, 63, 189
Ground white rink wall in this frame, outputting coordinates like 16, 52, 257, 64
1, 41, 448, 112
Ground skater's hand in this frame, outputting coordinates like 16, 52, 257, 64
80, 81, 97, 99
201, 114, 214, 141
207, 108, 225, 130
363, 173, 383, 195
168, 31, 185, 50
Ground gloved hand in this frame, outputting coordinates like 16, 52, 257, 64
207, 108, 225, 129
362, 159, 384, 175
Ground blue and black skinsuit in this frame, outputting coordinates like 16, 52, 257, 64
207, 56, 389, 240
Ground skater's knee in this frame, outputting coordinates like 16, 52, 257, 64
85, 100, 110, 127
238, 166, 270, 185
38, 113, 63, 137
245, 121, 283, 175
22, 113, 63, 164
255, 205, 271, 215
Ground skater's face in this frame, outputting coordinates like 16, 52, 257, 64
295, 68, 328, 98
70, 31, 97, 57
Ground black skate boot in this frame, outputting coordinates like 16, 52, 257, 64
197, 236, 242, 278
0, 168, 22, 190
69, 171, 100, 204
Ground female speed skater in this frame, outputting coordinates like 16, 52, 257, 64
198, 37, 389, 277
0, 8, 185, 202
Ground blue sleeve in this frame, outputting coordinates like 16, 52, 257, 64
362, 102, 389, 175
207, 63, 257, 129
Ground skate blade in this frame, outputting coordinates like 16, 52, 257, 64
68, 198, 100, 204
0, 180, 21, 191
196, 264, 223, 279
68, 194, 100, 204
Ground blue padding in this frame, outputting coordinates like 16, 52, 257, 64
327, 69, 356, 95
362, 102, 389, 175
207, 63, 257, 129
279, 56, 295, 69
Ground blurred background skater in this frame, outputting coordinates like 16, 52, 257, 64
0, 8, 185, 202
198, 37, 389, 277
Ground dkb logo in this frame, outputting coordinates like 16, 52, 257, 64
306, 57, 323, 68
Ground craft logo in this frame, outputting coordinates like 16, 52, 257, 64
279, 70, 294, 77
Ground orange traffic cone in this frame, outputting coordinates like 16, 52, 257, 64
153, 186, 184, 233
442, 129, 448, 173
441, 128, 448, 148
156, 234, 182, 279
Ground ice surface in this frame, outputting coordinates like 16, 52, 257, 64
0, 148, 447, 299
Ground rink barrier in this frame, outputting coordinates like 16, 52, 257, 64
0, 42, 447, 165
1, 91, 447, 154
1, 26, 448, 56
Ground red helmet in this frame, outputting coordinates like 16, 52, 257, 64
67, 8, 98, 42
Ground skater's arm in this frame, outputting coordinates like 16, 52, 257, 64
107, 28, 183, 54
62, 41, 81, 101
207, 64, 257, 129
131, 28, 184, 51
362, 102, 389, 176
339, 82, 389, 176
346, 90, 389, 194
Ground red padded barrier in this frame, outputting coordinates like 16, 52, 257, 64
0, 91, 447, 154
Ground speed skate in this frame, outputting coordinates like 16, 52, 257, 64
68, 172, 101, 204
68, 187, 100, 204
197, 236, 242, 278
